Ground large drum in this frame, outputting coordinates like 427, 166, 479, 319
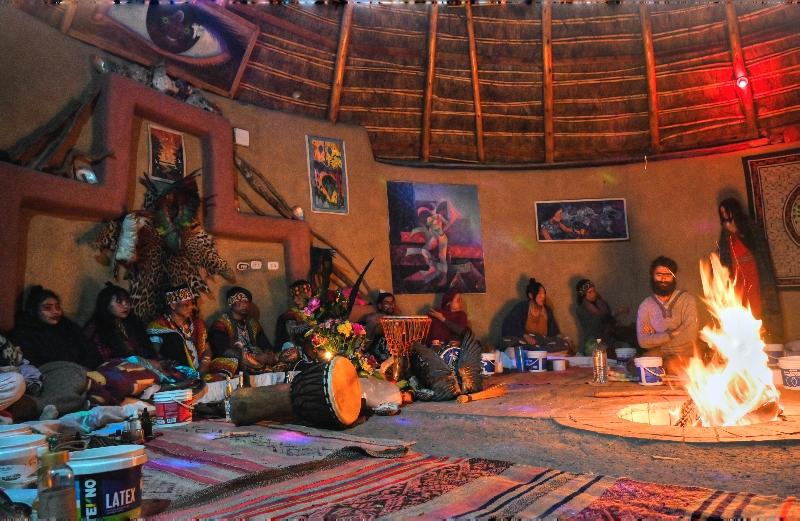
290, 356, 363, 429
380, 316, 432, 356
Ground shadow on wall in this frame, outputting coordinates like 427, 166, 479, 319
488, 274, 531, 347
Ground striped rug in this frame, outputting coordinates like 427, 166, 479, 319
158, 449, 797, 520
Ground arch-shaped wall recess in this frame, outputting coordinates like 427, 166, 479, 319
0, 74, 311, 332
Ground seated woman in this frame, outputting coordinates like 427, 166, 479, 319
501, 278, 574, 353
575, 279, 636, 355
82, 283, 156, 363
427, 290, 470, 345
12, 286, 101, 369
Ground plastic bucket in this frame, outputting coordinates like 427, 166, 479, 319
778, 356, 800, 390
481, 353, 496, 376
552, 359, 567, 372
525, 350, 547, 372
634, 357, 664, 386
614, 347, 636, 362
70, 445, 147, 520
504, 346, 527, 372
153, 389, 193, 425
765, 344, 784, 366
0, 434, 48, 487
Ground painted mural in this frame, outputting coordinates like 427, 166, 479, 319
535, 199, 629, 242
307, 135, 349, 215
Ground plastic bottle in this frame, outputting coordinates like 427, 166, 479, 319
36, 451, 77, 521
224, 375, 233, 422
141, 409, 154, 441
592, 338, 608, 384
238, 371, 245, 389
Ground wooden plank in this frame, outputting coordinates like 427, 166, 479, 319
541, 1, 554, 163
328, 3, 354, 123
639, 2, 662, 154
465, 2, 486, 163
422, 3, 439, 162
724, 0, 759, 138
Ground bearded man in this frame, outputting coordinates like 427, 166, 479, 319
636, 256, 698, 375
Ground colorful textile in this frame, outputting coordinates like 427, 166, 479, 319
156, 449, 797, 520
94, 358, 159, 402
148, 315, 210, 370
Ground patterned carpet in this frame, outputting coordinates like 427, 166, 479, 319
143, 421, 797, 519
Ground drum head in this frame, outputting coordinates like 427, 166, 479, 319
328, 356, 362, 427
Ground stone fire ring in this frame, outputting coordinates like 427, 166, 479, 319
553, 394, 800, 443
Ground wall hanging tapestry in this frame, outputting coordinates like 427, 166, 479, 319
535, 198, 629, 242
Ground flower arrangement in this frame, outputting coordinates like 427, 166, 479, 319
301, 290, 381, 377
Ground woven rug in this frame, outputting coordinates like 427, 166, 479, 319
157, 448, 797, 520
142, 420, 412, 500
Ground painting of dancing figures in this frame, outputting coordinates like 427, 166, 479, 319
387, 182, 486, 294
536, 198, 629, 242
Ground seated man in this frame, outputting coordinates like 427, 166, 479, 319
210, 287, 277, 373
360, 291, 397, 363
148, 285, 211, 374
636, 256, 699, 376
274, 279, 313, 352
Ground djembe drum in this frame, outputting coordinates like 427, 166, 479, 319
380, 316, 432, 380
290, 355, 363, 429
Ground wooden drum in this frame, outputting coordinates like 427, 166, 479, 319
379, 316, 432, 356
290, 356, 363, 429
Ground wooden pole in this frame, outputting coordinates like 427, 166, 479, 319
724, 0, 759, 138
639, 1, 662, 154
465, 2, 486, 163
328, 3, 354, 124
541, 1, 555, 163
422, 3, 439, 162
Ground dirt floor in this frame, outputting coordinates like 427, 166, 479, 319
347, 369, 800, 498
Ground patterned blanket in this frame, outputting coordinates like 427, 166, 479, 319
156, 448, 797, 519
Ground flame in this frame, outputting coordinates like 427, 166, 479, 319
682, 253, 781, 427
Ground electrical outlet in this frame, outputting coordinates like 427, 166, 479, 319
236, 262, 250, 271
250, 260, 263, 270
267, 261, 280, 271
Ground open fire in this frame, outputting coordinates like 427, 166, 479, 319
677, 253, 781, 427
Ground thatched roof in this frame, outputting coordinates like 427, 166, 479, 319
21, 2, 800, 167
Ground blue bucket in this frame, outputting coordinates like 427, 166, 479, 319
525, 350, 547, 372
481, 353, 495, 376
439, 346, 461, 369
634, 356, 664, 385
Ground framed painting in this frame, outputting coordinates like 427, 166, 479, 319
61, 2, 258, 97
307, 136, 349, 215
387, 182, 486, 295
535, 199, 629, 242
148, 124, 185, 183
743, 148, 800, 286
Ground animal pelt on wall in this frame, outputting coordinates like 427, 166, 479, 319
92, 172, 234, 321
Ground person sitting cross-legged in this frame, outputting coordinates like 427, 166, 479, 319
210, 286, 277, 374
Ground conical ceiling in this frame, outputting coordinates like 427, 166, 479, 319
19, 2, 800, 167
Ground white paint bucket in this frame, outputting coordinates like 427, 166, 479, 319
778, 356, 800, 390
525, 350, 547, 372
634, 356, 664, 386
552, 359, 567, 371
481, 352, 496, 376
70, 445, 147, 520
153, 389, 193, 425
764, 344, 784, 366
0, 434, 48, 487
614, 347, 636, 362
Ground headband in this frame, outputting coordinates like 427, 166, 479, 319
577, 280, 594, 297
290, 283, 312, 298
165, 286, 194, 306
228, 291, 250, 306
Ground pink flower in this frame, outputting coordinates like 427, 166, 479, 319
352, 323, 366, 336
303, 297, 321, 316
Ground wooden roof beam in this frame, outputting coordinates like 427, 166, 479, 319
542, 1, 554, 163
466, 2, 486, 163
422, 3, 439, 162
328, 3, 353, 124
639, 2, 662, 154
724, 0, 759, 138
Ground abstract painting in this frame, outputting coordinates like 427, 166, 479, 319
387, 182, 486, 295
61, 3, 258, 97
307, 135, 349, 215
148, 124, 185, 183
535, 199, 629, 242
743, 148, 800, 286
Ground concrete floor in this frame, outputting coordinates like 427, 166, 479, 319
347, 369, 800, 497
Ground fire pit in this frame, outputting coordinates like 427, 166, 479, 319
554, 254, 800, 443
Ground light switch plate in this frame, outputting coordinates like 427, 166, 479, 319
233, 128, 250, 147
250, 260, 263, 270
267, 261, 280, 271
236, 262, 250, 271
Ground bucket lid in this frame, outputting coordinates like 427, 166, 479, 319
0, 434, 47, 449
526, 350, 547, 356
778, 356, 800, 369
69, 445, 147, 475
481, 352, 495, 359
634, 356, 663, 366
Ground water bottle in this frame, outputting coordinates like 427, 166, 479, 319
36, 451, 77, 521
224, 375, 233, 422
592, 338, 608, 384
238, 371, 245, 389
